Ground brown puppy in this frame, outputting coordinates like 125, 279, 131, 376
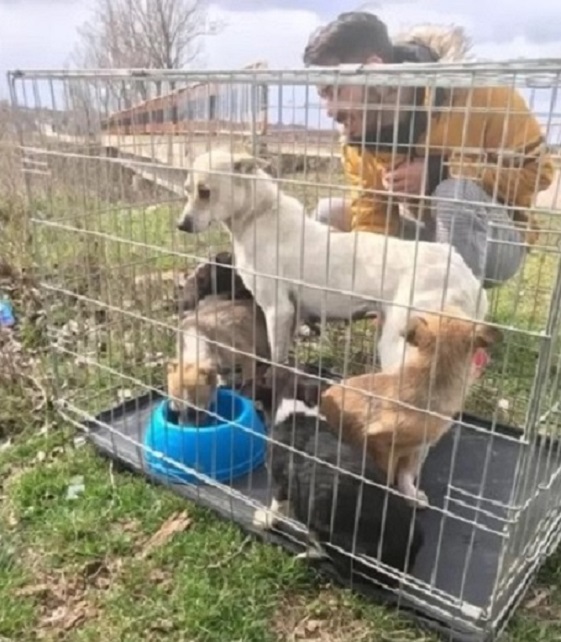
166, 358, 219, 425
166, 274, 271, 424
320, 306, 503, 508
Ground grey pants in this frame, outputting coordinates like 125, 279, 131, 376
312, 178, 526, 288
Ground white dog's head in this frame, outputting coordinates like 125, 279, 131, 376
177, 149, 272, 234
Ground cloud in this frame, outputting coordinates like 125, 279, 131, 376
213, 0, 408, 18
2, 0, 560, 78
202, 3, 560, 138
226, 0, 561, 47
475, 37, 561, 61
429, 0, 561, 45
210, 1, 561, 64
0, 0, 89, 97
204, 6, 322, 69
1, 0, 559, 142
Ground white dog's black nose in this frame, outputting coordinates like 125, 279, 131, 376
177, 217, 194, 233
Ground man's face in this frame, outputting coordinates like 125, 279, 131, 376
316, 56, 402, 139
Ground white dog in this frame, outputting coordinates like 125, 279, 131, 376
177, 150, 488, 371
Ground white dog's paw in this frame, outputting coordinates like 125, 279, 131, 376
297, 323, 313, 338
252, 508, 276, 530
296, 322, 322, 340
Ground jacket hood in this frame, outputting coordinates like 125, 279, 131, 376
392, 24, 474, 63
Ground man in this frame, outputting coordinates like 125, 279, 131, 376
304, 12, 554, 287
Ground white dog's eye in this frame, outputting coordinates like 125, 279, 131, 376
197, 185, 211, 200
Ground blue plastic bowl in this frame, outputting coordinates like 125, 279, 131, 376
143, 387, 267, 485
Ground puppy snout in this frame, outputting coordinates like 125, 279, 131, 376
177, 215, 195, 233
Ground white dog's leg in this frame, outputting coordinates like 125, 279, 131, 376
252, 497, 289, 530
377, 322, 407, 371
263, 299, 295, 365
378, 303, 424, 372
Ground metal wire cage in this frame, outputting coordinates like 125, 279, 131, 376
7, 61, 561, 641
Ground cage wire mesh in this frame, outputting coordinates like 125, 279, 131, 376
7, 60, 561, 641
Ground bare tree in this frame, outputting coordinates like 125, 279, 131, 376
65, 78, 101, 137
71, 0, 222, 108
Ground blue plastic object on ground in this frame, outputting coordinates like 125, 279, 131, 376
143, 387, 267, 485
0, 297, 15, 327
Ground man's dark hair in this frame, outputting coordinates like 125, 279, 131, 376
303, 12, 393, 66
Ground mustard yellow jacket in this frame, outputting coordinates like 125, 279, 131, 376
342, 85, 554, 245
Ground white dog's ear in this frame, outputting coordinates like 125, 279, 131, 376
232, 155, 270, 175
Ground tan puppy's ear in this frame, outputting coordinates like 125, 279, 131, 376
474, 323, 503, 349
232, 155, 270, 175
402, 315, 430, 348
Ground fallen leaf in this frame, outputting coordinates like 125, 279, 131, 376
148, 568, 170, 584
73, 435, 87, 449
16, 583, 50, 598
40, 600, 95, 632
305, 619, 321, 634
121, 519, 141, 533
117, 388, 132, 401
49, 446, 65, 459
40, 605, 67, 627
525, 587, 551, 610
140, 510, 192, 560
146, 567, 174, 593
66, 475, 85, 500
150, 618, 175, 633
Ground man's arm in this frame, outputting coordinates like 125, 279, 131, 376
481, 86, 554, 206
341, 145, 400, 235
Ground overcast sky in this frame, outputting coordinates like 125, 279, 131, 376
2, 0, 561, 76
1, 0, 560, 137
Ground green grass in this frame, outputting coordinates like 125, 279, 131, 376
2, 157, 561, 640
2, 405, 561, 641
0, 425, 429, 642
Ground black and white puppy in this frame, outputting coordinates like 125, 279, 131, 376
240, 368, 424, 587
178, 251, 255, 312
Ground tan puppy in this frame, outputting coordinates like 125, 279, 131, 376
166, 358, 219, 425
320, 306, 502, 508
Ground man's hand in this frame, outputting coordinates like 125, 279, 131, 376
384, 159, 426, 196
